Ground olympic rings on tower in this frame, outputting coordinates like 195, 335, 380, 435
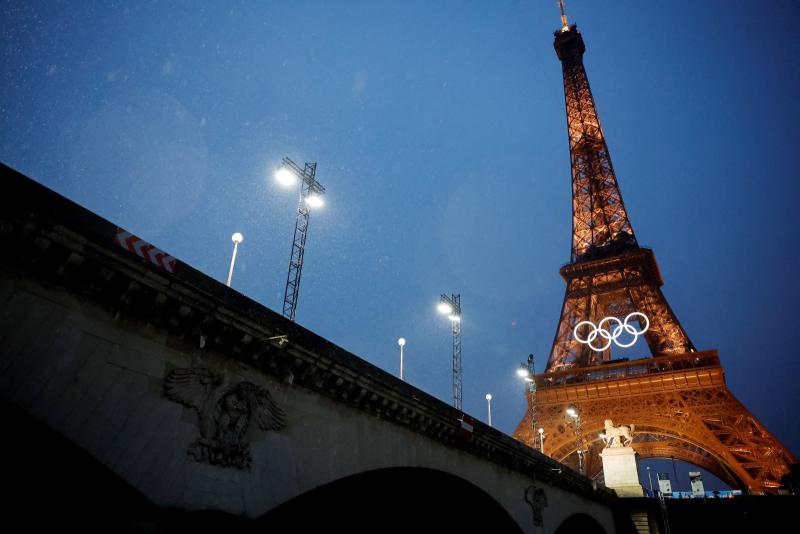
573, 312, 650, 352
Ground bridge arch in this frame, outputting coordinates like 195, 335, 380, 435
550, 422, 747, 490
257, 467, 523, 532
554, 512, 606, 534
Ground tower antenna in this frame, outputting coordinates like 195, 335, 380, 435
558, 0, 569, 31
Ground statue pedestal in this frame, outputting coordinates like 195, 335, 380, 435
600, 447, 644, 497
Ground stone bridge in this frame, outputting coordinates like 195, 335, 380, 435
0, 163, 626, 532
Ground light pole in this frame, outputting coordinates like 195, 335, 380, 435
647, 465, 654, 496
437, 293, 462, 410
567, 405, 586, 474
485, 393, 493, 426
398, 337, 406, 380
538, 427, 545, 454
517, 354, 538, 450
226, 232, 244, 287
275, 157, 325, 322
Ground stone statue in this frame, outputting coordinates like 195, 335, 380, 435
164, 368, 287, 469
601, 419, 635, 448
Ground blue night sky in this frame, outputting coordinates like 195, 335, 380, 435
2, 1, 799, 491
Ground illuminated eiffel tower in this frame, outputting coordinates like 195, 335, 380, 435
513, 6, 796, 493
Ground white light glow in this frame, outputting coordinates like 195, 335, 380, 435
567, 407, 577, 418
538, 427, 545, 435
517, 368, 530, 378
448, 314, 461, 322
231, 232, 244, 244
485, 393, 492, 401
398, 337, 406, 347
275, 167, 296, 187
437, 302, 453, 315
305, 194, 324, 208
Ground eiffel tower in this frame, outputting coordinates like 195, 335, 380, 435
513, 7, 796, 493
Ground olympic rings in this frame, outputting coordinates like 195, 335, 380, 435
573, 312, 650, 352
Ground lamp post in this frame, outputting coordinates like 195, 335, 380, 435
567, 405, 586, 474
275, 157, 325, 322
517, 354, 538, 450
226, 232, 244, 287
398, 338, 406, 380
437, 293, 462, 410
647, 465, 654, 496
538, 427, 545, 454
485, 393, 493, 426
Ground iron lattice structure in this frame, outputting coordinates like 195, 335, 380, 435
441, 293, 463, 411
281, 158, 324, 322
514, 21, 796, 493
452, 314, 462, 411
522, 354, 538, 442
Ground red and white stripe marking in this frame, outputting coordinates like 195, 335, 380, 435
114, 228, 177, 273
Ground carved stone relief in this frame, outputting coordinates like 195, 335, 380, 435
164, 368, 286, 469
525, 483, 548, 528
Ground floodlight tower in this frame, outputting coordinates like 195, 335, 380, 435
566, 405, 586, 474
437, 293, 462, 410
275, 157, 325, 322
517, 354, 538, 449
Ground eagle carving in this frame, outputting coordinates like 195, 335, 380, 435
164, 368, 287, 469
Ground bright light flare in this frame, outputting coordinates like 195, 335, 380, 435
437, 302, 453, 315
448, 314, 461, 322
516, 368, 530, 378
398, 337, 406, 347
275, 167, 296, 187
485, 393, 492, 401
566, 407, 578, 418
305, 194, 324, 208
231, 232, 244, 244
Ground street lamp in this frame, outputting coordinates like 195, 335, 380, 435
437, 293, 462, 410
398, 337, 406, 380
646, 465, 654, 496
538, 427, 545, 454
485, 393, 493, 426
566, 404, 586, 474
517, 354, 538, 451
275, 157, 326, 322
226, 232, 244, 287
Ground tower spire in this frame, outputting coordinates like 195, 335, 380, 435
558, 0, 569, 32
554, 21, 637, 262
548, 21, 693, 370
